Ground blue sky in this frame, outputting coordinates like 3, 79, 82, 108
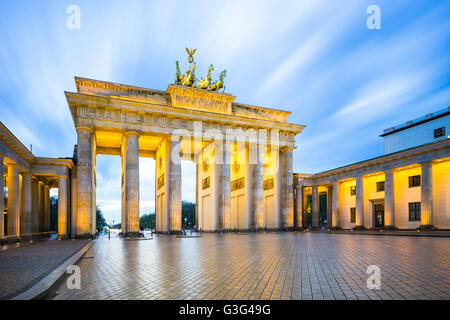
0, 1, 449, 223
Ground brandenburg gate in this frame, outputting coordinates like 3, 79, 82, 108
66, 56, 304, 237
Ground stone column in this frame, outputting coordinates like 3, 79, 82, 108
311, 185, 319, 228
195, 163, 199, 230
295, 186, 303, 229
44, 185, 50, 231
121, 132, 140, 236
31, 177, 39, 233
0, 154, 4, 239
38, 181, 45, 232
7, 165, 20, 238
71, 167, 77, 238
326, 185, 332, 228
168, 135, 182, 233
384, 169, 395, 228
420, 162, 434, 229
355, 176, 365, 230
76, 127, 94, 236
281, 148, 294, 229
218, 139, 231, 231
250, 142, 264, 230
20, 172, 32, 235
58, 176, 68, 237
331, 181, 339, 228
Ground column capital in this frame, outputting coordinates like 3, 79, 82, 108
75, 125, 94, 133
383, 167, 395, 173
123, 131, 141, 137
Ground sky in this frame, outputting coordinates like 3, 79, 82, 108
1, 0, 449, 223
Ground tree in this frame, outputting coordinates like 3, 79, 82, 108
96, 206, 108, 231
182, 201, 195, 229
139, 213, 155, 229
50, 195, 58, 232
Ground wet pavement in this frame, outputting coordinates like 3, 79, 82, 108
0, 238, 89, 299
51, 232, 450, 300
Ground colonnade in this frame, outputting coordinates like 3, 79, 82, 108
75, 126, 295, 236
0, 153, 70, 240
296, 162, 436, 230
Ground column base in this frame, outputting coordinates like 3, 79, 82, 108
4, 235, 21, 243
74, 233, 96, 239
418, 225, 437, 231
381, 225, 398, 230
330, 226, 342, 230
353, 225, 366, 231
121, 232, 144, 238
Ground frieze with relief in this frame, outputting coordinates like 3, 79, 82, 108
231, 177, 245, 192
202, 176, 210, 190
263, 178, 274, 191
157, 174, 165, 190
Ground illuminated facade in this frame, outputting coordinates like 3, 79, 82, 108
295, 108, 450, 230
1, 76, 304, 240
2, 76, 449, 241
0, 122, 73, 241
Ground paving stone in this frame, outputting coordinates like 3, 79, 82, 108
50, 233, 450, 300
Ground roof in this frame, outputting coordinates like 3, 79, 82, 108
380, 106, 450, 137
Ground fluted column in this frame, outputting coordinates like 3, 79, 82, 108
250, 142, 264, 230
44, 185, 50, 231
38, 181, 44, 232
71, 167, 77, 237
0, 154, 4, 239
168, 135, 182, 233
121, 132, 140, 236
295, 186, 303, 229
7, 165, 20, 238
281, 148, 294, 228
331, 181, 339, 228
218, 139, 231, 231
311, 185, 319, 228
355, 176, 365, 229
20, 172, 32, 235
31, 177, 39, 233
76, 127, 94, 236
326, 185, 332, 228
58, 176, 68, 237
384, 169, 395, 228
420, 162, 433, 229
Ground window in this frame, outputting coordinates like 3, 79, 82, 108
408, 175, 421, 188
350, 186, 356, 196
350, 208, 356, 223
376, 181, 385, 192
434, 127, 445, 138
408, 202, 421, 221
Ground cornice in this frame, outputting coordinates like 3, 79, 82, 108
65, 91, 305, 134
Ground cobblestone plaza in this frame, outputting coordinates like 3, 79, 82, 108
52, 233, 450, 300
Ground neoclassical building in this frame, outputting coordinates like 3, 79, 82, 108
1, 75, 449, 241
0, 122, 73, 240
295, 107, 450, 230
1, 76, 304, 240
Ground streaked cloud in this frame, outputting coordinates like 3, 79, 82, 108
0, 0, 448, 220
